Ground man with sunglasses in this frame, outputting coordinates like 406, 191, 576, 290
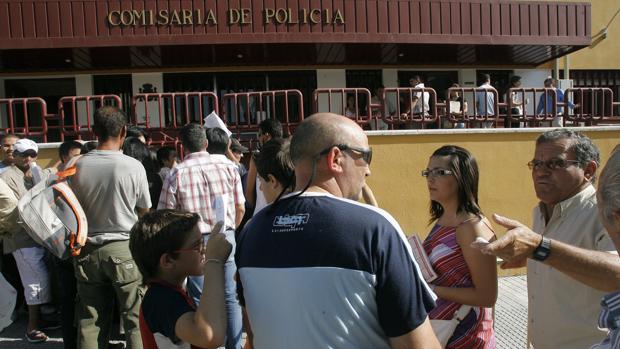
0, 138, 59, 342
473, 129, 616, 349
236, 113, 440, 349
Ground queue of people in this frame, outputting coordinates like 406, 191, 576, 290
0, 106, 619, 349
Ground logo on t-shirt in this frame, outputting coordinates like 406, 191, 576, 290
273, 214, 309, 231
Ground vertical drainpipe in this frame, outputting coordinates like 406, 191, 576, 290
564, 55, 570, 81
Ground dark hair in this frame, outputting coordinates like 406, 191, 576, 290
536, 129, 600, 181
480, 74, 491, 83
180, 123, 207, 153
206, 127, 230, 155
123, 137, 150, 162
58, 140, 84, 163
1, 134, 19, 143
156, 146, 177, 167
510, 75, 522, 86
81, 141, 98, 154
410, 75, 421, 82
127, 126, 149, 142
255, 138, 295, 188
129, 210, 199, 281
93, 106, 127, 141
259, 119, 283, 140
543, 78, 554, 87
429, 145, 482, 223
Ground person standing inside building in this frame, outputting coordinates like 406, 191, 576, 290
236, 113, 439, 349
71, 106, 151, 349
475, 74, 496, 128
158, 123, 245, 349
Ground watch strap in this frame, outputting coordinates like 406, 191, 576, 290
532, 236, 551, 261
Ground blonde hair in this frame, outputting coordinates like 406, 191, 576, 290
598, 146, 620, 227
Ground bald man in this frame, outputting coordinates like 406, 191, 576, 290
235, 113, 440, 349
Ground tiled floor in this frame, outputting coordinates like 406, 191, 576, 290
1, 276, 530, 348
495, 275, 529, 349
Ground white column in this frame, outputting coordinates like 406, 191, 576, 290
316, 69, 346, 114
75, 75, 93, 126
132, 73, 163, 127
459, 69, 477, 87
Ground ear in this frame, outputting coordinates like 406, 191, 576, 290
120, 125, 127, 139
583, 160, 598, 182
266, 174, 279, 190
159, 253, 175, 271
325, 147, 345, 174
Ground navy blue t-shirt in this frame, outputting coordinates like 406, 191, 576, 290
236, 192, 435, 349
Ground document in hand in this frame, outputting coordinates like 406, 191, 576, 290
407, 233, 438, 283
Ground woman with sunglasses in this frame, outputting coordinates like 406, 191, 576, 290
421, 145, 497, 348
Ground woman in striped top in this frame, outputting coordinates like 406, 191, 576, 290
422, 145, 498, 348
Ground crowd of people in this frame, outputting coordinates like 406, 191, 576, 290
0, 105, 619, 349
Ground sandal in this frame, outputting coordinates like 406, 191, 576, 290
25, 329, 48, 343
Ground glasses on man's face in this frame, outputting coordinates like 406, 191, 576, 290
421, 169, 454, 178
527, 158, 581, 171
173, 238, 205, 254
318, 144, 372, 165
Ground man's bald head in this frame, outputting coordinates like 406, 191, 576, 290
290, 113, 364, 164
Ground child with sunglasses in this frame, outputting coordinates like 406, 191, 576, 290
129, 210, 231, 349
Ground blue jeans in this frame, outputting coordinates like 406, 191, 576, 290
187, 230, 242, 349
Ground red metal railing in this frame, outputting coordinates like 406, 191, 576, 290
58, 95, 123, 141
221, 89, 304, 137
312, 88, 376, 127
505, 88, 558, 127
380, 87, 439, 128
131, 92, 219, 129
564, 88, 615, 125
440, 87, 500, 128
3, 87, 620, 144
0, 97, 50, 142
131, 92, 219, 146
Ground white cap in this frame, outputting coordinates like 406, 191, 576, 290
13, 139, 38, 154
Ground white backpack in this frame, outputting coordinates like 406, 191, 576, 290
17, 160, 88, 259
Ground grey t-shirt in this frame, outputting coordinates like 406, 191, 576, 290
72, 150, 151, 244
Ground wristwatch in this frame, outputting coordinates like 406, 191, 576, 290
532, 236, 551, 261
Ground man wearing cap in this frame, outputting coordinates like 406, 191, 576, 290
0, 138, 58, 343
0, 134, 19, 174
227, 138, 248, 178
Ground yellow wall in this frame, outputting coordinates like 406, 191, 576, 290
366, 128, 620, 238
539, 0, 620, 69
567, 0, 620, 69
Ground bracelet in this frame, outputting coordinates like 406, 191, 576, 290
205, 259, 224, 265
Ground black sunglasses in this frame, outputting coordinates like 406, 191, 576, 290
318, 144, 372, 165
15, 150, 38, 158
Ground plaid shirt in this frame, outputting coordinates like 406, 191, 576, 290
158, 152, 245, 234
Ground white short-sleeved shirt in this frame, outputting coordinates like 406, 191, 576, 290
528, 185, 615, 349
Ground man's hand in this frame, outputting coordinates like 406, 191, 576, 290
471, 214, 542, 269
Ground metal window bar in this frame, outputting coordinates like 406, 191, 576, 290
57, 95, 123, 141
